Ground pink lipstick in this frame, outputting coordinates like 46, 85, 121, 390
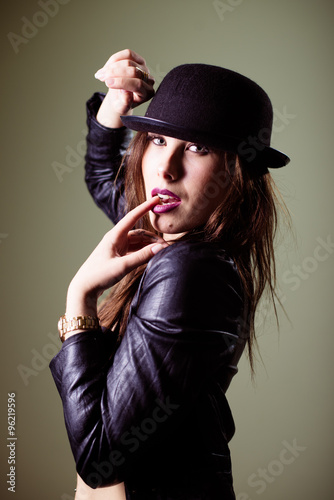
151, 188, 181, 214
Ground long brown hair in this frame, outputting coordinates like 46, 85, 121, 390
99, 132, 288, 373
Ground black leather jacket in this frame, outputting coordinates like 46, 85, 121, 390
50, 93, 249, 500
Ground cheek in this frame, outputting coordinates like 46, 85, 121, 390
201, 179, 224, 206
192, 170, 226, 216
141, 161, 149, 193
141, 154, 155, 189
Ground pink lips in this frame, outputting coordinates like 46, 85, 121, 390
151, 188, 181, 214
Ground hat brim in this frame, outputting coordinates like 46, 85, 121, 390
121, 115, 290, 169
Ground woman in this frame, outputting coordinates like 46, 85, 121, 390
50, 49, 290, 500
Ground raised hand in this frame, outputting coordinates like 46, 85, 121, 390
65, 196, 167, 322
94, 49, 155, 127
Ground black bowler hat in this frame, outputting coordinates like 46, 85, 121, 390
121, 64, 290, 170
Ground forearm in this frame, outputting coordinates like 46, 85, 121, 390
85, 93, 130, 222
85, 49, 155, 222
85, 93, 132, 161
50, 331, 120, 487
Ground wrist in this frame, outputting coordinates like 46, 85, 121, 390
96, 90, 133, 128
66, 282, 98, 318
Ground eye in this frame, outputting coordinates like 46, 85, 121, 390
147, 135, 166, 146
187, 143, 209, 154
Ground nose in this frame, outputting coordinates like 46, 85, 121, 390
157, 147, 182, 181
157, 164, 174, 181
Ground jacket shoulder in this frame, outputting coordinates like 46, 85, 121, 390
135, 240, 245, 336
146, 240, 243, 296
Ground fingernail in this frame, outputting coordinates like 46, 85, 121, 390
105, 78, 115, 87
151, 243, 168, 255
94, 68, 105, 80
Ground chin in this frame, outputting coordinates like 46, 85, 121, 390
149, 214, 183, 237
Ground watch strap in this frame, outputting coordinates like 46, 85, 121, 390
58, 315, 100, 342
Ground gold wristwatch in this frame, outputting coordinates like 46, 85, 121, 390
58, 315, 100, 343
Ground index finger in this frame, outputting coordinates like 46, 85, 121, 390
112, 197, 159, 236
105, 49, 146, 67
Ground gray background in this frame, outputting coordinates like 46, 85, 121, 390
1, 0, 333, 499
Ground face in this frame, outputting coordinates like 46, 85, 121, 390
141, 133, 226, 240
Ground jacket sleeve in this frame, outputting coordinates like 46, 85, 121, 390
49, 242, 246, 488
85, 92, 133, 223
